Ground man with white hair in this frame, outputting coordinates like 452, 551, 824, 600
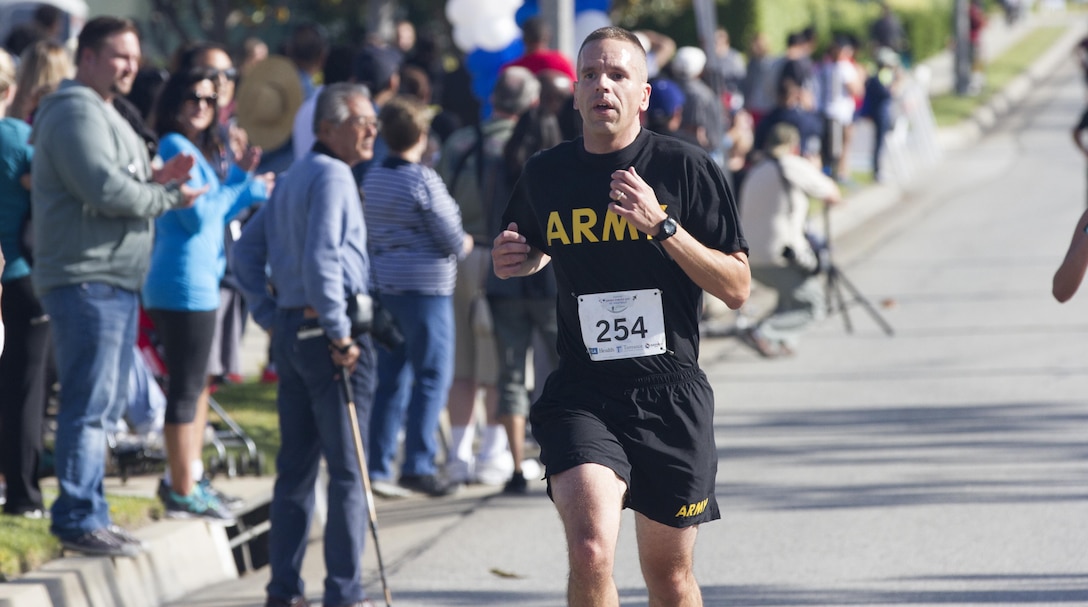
670, 45, 726, 165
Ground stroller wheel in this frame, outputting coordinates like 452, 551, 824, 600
207, 456, 221, 479
226, 453, 238, 478
253, 452, 266, 477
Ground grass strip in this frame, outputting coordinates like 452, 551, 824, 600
930, 25, 1068, 126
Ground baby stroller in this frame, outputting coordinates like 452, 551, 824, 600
126, 309, 264, 480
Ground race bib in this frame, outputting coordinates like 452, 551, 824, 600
577, 289, 667, 361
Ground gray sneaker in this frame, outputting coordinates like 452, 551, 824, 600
198, 478, 245, 512
162, 484, 236, 525
108, 524, 150, 551
61, 527, 141, 558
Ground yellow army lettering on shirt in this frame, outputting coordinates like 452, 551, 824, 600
546, 205, 668, 246
675, 497, 709, 519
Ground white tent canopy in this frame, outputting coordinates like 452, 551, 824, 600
0, 0, 89, 51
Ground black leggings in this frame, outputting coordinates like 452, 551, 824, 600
147, 308, 217, 424
0, 276, 51, 513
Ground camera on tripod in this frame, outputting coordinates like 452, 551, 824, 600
346, 293, 405, 351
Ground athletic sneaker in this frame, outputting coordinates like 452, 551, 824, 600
264, 596, 310, 607
398, 474, 459, 497
445, 456, 474, 485
162, 483, 236, 524
107, 524, 150, 551
61, 527, 141, 558
475, 454, 514, 486
502, 472, 528, 495
199, 478, 245, 512
370, 480, 413, 499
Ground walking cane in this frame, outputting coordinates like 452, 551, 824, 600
340, 367, 393, 607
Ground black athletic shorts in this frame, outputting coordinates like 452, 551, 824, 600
529, 366, 720, 528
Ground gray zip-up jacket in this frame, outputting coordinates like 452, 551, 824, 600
30, 79, 183, 295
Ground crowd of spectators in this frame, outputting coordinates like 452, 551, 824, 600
0, 0, 920, 553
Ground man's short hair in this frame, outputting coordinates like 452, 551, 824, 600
353, 44, 401, 93
76, 16, 137, 64
285, 22, 329, 67
578, 26, 646, 77
33, 4, 63, 29
521, 16, 549, 47
766, 122, 800, 157
313, 82, 372, 135
491, 66, 539, 116
378, 94, 432, 153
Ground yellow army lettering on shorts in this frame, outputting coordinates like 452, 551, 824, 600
674, 497, 710, 519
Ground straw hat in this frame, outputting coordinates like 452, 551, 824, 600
235, 55, 304, 150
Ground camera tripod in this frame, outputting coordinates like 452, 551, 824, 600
820, 206, 894, 336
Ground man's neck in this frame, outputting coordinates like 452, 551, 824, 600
75, 74, 112, 102
583, 127, 640, 155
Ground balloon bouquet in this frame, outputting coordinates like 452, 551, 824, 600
446, 0, 613, 117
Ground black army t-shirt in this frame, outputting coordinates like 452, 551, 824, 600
502, 128, 747, 380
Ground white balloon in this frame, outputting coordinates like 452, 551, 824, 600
478, 19, 521, 52
452, 23, 477, 53
449, 0, 523, 53
574, 9, 612, 46
445, 0, 471, 26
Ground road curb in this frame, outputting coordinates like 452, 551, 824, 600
0, 520, 237, 607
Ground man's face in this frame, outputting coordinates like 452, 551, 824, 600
322, 95, 379, 167
574, 37, 650, 152
81, 31, 140, 99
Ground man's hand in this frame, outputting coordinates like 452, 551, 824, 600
177, 184, 209, 209
493, 222, 530, 279
153, 153, 196, 185
329, 336, 360, 371
608, 167, 668, 236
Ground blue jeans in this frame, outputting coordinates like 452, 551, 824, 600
368, 293, 454, 480
41, 283, 138, 539
266, 308, 376, 606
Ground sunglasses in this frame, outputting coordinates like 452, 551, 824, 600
211, 67, 239, 81
184, 92, 218, 106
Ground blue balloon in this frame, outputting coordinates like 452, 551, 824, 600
577, 0, 611, 13
519, 0, 612, 24
516, 0, 539, 25
465, 40, 526, 119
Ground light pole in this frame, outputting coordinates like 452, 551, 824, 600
953, 0, 972, 95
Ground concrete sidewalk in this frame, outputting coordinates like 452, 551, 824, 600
2, 7, 1084, 607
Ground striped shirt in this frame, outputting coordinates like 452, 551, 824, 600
363, 157, 467, 295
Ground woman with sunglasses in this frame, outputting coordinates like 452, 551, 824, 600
142, 67, 274, 522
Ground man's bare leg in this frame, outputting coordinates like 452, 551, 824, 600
550, 463, 627, 607
635, 513, 702, 607
500, 413, 525, 475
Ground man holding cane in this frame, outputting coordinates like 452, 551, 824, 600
232, 82, 380, 607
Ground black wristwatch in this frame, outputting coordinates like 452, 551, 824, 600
656, 216, 678, 241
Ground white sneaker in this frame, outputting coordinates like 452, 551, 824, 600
475, 453, 514, 486
370, 480, 412, 499
445, 457, 475, 485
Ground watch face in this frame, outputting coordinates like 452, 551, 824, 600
660, 217, 677, 239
